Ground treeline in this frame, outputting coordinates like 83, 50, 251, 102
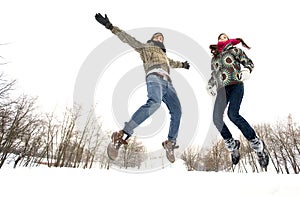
181, 114, 300, 174
0, 74, 145, 169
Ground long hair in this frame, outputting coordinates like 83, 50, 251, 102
209, 44, 219, 56
237, 38, 251, 49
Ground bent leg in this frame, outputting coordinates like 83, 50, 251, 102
123, 75, 164, 135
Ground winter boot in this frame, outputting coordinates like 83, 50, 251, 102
225, 138, 241, 165
107, 130, 129, 160
162, 140, 179, 163
250, 138, 269, 169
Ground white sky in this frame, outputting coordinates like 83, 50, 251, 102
1, 0, 300, 147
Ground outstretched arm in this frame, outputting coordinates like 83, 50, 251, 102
111, 26, 145, 51
95, 13, 145, 51
168, 58, 190, 69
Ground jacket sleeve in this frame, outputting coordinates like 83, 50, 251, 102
236, 48, 254, 72
168, 58, 183, 68
111, 26, 145, 52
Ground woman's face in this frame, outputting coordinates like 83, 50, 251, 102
218, 34, 229, 42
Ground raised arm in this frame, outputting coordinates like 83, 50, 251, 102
95, 13, 145, 51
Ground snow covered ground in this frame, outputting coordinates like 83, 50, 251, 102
0, 160, 299, 197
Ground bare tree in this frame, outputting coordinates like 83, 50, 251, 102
0, 95, 39, 168
181, 146, 202, 171
0, 73, 15, 103
118, 136, 146, 169
252, 115, 300, 174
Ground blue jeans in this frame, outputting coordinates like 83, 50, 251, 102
213, 83, 257, 141
123, 74, 182, 142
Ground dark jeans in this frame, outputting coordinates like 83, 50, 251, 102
213, 83, 256, 141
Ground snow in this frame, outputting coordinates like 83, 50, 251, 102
0, 160, 299, 197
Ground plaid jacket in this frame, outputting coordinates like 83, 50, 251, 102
111, 26, 183, 74
208, 43, 254, 90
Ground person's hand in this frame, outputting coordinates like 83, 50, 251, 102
182, 61, 190, 69
95, 13, 113, 30
206, 84, 216, 96
238, 68, 251, 81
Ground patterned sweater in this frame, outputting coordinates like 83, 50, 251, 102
111, 26, 183, 75
208, 43, 254, 90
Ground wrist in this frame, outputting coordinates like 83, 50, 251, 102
106, 23, 113, 30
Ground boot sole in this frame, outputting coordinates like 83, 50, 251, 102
107, 142, 119, 160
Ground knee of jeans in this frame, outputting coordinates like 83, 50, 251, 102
213, 115, 222, 130
147, 97, 161, 105
152, 102, 161, 110
148, 100, 161, 113
228, 110, 239, 122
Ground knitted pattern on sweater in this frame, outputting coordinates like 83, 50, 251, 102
208, 44, 254, 90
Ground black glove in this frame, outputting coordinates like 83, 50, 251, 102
95, 13, 113, 30
182, 61, 190, 69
